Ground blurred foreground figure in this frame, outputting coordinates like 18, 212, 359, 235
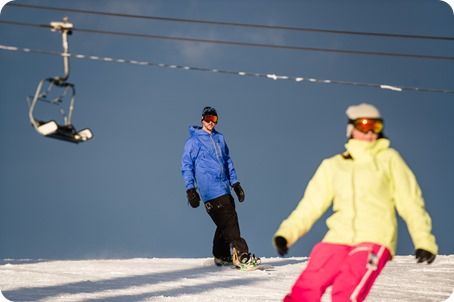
273, 103, 438, 302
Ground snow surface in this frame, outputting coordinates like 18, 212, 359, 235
1, 255, 454, 302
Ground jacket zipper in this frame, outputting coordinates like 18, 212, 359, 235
210, 133, 226, 187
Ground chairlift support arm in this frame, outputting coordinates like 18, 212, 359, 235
50, 17, 73, 82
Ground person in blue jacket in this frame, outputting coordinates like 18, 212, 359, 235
181, 106, 252, 267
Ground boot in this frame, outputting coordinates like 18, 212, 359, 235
214, 255, 233, 267
232, 247, 251, 266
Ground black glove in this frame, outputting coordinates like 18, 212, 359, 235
186, 188, 200, 208
274, 236, 288, 257
232, 182, 245, 202
415, 248, 436, 264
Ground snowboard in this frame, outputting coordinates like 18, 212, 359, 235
235, 263, 274, 271
203, 258, 274, 271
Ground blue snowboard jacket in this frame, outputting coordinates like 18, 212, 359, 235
181, 126, 239, 203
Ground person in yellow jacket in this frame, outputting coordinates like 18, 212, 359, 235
273, 103, 438, 302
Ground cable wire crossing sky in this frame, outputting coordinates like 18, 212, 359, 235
2, 44, 454, 94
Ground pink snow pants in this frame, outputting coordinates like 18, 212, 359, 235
284, 242, 391, 302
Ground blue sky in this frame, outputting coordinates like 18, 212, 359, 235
1, 0, 453, 260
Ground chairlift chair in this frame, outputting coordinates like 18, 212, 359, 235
27, 17, 93, 144
28, 78, 93, 143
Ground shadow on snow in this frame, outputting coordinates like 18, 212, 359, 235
3, 260, 264, 301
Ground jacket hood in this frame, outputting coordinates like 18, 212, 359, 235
188, 125, 218, 137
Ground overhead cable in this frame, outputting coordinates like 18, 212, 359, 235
1, 20, 454, 61
1, 44, 453, 94
7, 3, 454, 41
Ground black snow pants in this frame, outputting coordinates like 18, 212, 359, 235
204, 194, 249, 259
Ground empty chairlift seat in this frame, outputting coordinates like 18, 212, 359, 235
28, 78, 93, 144
35, 120, 93, 143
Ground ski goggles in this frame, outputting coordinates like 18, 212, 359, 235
350, 118, 384, 134
203, 115, 218, 123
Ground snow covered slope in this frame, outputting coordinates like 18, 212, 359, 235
1, 255, 453, 301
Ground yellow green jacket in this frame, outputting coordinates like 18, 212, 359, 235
274, 138, 438, 256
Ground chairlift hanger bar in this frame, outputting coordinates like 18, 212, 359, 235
49, 17, 73, 82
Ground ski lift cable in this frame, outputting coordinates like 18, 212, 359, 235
1, 44, 453, 94
7, 2, 454, 42
1, 20, 454, 61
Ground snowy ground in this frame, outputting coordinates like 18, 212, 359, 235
1, 255, 454, 302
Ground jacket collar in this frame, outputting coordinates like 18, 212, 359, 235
345, 138, 390, 160
188, 125, 218, 137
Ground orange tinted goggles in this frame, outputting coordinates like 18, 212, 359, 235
203, 115, 218, 123
351, 118, 384, 134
